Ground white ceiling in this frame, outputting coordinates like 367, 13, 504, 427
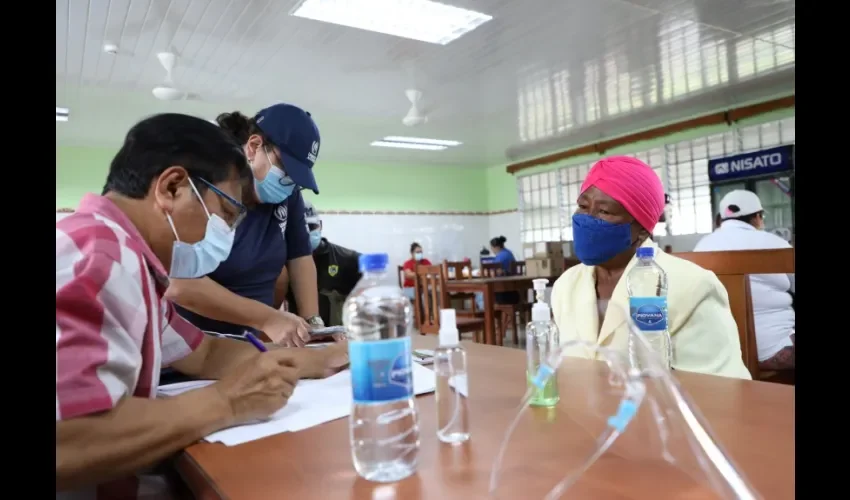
56, 0, 795, 167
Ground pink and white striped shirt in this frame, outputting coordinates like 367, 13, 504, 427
56, 194, 204, 500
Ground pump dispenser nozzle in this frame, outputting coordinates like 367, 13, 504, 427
531, 279, 551, 323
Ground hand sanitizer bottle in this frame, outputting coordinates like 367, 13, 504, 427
526, 279, 560, 407
434, 309, 470, 444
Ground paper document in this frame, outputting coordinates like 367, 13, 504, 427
156, 363, 437, 446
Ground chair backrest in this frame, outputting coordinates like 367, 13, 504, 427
481, 262, 505, 278
513, 260, 526, 276
397, 265, 404, 288
674, 248, 795, 378
443, 260, 472, 281
413, 264, 448, 335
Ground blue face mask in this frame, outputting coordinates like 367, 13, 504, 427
167, 179, 235, 279
572, 213, 634, 266
309, 229, 322, 251
254, 149, 296, 204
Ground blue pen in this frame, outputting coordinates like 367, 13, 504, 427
244, 331, 268, 352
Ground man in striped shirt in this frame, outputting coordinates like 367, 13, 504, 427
56, 114, 348, 499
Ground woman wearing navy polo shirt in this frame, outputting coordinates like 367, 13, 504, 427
167, 103, 324, 347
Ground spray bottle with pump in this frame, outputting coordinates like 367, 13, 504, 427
526, 278, 560, 407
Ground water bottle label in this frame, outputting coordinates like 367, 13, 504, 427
629, 296, 668, 331
349, 337, 414, 404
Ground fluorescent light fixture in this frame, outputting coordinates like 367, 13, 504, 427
290, 0, 492, 45
56, 106, 69, 122
383, 136, 462, 147
371, 141, 447, 151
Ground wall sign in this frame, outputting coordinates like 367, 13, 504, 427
708, 145, 794, 182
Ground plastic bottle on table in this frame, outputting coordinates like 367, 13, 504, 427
626, 247, 672, 371
434, 309, 470, 444
343, 253, 419, 482
526, 278, 560, 407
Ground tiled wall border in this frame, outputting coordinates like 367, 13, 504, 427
56, 208, 518, 216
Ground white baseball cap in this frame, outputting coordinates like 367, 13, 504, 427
718, 190, 764, 220
304, 200, 321, 224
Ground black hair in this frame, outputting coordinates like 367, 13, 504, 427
410, 242, 422, 253
479, 246, 491, 256
216, 111, 271, 146
723, 204, 763, 226
490, 236, 507, 249
102, 113, 250, 198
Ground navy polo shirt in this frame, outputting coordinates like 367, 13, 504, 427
176, 191, 312, 335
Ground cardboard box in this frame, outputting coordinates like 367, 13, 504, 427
522, 241, 565, 260
525, 257, 565, 278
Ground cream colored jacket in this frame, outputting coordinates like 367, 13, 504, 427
550, 240, 751, 379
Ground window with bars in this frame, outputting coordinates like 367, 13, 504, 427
665, 116, 795, 235
517, 116, 796, 242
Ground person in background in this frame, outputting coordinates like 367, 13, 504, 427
550, 156, 750, 379
402, 242, 431, 300
474, 236, 520, 310
167, 104, 325, 348
663, 244, 673, 253
693, 190, 795, 371
56, 114, 348, 498
283, 201, 362, 326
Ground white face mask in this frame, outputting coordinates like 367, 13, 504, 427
414, 252, 423, 261
166, 178, 236, 279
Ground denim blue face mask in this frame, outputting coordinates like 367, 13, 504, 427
166, 178, 235, 279
254, 148, 296, 204
309, 229, 322, 251
572, 213, 634, 266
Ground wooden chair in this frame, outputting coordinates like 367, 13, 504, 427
442, 260, 479, 315
514, 260, 526, 276
674, 248, 795, 383
397, 265, 404, 289
481, 263, 529, 346
413, 264, 484, 341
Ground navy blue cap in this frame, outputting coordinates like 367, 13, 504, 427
254, 103, 321, 194
359, 253, 389, 272
636, 247, 654, 258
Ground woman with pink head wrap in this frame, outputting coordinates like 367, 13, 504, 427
550, 156, 751, 379
571, 156, 666, 266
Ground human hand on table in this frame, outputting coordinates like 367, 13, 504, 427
211, 350, 299, 425
260, 310, 311, 347
295, 341, 350, 379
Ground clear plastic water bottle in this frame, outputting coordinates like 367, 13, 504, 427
343, 253, 419, 482
526, 279, 560, 407
626, 247, 672, 371
434, 309, 470, 444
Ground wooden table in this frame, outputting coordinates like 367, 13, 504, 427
174, 337, 794, 499
444, 276, 556, 345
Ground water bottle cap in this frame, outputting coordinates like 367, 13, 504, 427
636, 247, 654, 258
359, 253, 389, 272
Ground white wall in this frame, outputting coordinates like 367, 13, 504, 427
319, 213, 494, 273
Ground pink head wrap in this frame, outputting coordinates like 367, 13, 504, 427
580, 155, 665, 232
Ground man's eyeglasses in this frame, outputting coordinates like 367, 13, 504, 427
196, 178, 247, 229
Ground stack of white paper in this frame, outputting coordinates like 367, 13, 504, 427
157, 363, 437, 446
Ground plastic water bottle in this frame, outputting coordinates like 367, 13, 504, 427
526, 278, 560, 407
343, 253, 419, 482
434, 309, 470, 444
626, 247, 672, 371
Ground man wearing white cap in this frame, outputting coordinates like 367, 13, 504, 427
694, 190, 795, 371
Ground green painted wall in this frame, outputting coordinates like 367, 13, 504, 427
56, 146, 491, 212
56, 105, 794, 213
